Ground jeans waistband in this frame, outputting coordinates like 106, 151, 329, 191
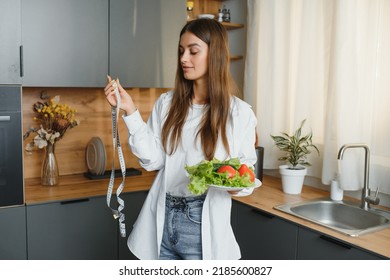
166, 193, 206, 206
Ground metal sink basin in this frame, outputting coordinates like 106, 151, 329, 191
274, 199, 390, 236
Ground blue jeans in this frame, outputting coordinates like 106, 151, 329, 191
159, 193, 206, 260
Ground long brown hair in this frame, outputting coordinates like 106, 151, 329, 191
161, 18, 237, 160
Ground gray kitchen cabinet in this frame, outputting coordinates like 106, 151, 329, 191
109, 0, 186, 88
118, 191, 148, 259
26, 196, 118, 260
0, 206, 27, 260
232, 201, 298, 260
296, 227, 386, 260
21, 0, 108, 87
0, 0, 22, 84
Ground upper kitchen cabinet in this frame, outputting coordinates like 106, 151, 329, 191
0, 0, 22, 84
109, 0, 186, 88
21, 0, 108, 87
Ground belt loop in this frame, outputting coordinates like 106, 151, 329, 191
166, 193, 206, 206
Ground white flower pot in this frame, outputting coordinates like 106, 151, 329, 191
279, 165, 307, 194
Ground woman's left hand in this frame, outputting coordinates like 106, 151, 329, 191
228, 190, 240, 195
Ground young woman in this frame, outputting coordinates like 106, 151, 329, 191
104, 18, 257, 260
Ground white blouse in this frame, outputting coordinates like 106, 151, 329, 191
165, 103, 206, 196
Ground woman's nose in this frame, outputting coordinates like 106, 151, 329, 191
180, 51, 189, 63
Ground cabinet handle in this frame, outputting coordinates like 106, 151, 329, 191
19, 45, 24, 77
251, 208, 274, 219
319, 235, 352, 250
60, 198, 90, 205
0, 116, 11, 121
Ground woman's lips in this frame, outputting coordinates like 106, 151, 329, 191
182, 66, 193, 72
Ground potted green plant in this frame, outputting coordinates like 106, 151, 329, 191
270, 119, 320, 194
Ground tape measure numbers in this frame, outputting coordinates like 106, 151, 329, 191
107, 81, 126, 238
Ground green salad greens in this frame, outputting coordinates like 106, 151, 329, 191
185, 158, 254, 195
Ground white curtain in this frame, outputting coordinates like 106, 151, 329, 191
245, 0, 390, 194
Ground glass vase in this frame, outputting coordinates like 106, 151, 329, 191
41, 142, 59, 186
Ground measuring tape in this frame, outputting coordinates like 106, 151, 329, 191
107, 80, 126, 238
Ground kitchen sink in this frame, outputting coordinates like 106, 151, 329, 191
274, 198, 390, 236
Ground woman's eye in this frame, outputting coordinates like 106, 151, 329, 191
179, 49, 199, 56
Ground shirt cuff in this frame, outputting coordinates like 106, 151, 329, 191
122, 109, 143, 135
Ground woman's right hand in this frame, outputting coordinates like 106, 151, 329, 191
104, 75, 137, 115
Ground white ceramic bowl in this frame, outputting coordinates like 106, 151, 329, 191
198, 14, 215, 19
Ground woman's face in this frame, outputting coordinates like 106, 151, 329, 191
179, 32, 209, 82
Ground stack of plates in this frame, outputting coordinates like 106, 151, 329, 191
86, 137, 106, 175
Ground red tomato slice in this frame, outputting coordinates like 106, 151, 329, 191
217, 165, 237, 178
238, 164, 255, 182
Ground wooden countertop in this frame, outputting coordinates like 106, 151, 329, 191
24, 172, 390, 258
24, 169, 157, 205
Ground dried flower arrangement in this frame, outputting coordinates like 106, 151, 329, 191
23, 92, 79, 152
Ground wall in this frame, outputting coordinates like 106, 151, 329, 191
22, 88, 165, 179
222, 0, 247, 95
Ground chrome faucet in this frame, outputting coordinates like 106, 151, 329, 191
337, 143, 380, 210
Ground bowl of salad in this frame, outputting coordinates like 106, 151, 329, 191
185, 158, 262, 195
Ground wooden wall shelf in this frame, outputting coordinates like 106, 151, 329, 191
187, 19, 244, 30
222, 22, 244, 30
230, 55, 243, 61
